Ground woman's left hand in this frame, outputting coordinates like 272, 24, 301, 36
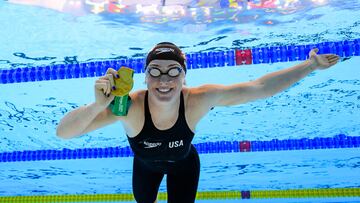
309, 48, 340, 70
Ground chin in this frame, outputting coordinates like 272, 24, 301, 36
151, 88, 179, 103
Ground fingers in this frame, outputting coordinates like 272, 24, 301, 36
329, 59, 338, 66
97, 75, 113, 91
95, 79, 111, 96
106, 68, 119, 89
317, 55, 338, 67
95, 68, 120, 96
106, 73, 115, 92
106, 68, 120, 79
326, 55, 340, 64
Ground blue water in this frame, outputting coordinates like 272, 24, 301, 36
1, 0, 360, 202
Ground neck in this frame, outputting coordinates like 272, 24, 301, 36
148, 91, 180, 113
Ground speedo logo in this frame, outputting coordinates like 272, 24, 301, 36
143, 141, 162, 149
154, 47, 175, 55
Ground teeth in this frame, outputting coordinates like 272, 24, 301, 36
157, 88, 171, 93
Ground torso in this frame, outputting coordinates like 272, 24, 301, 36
124, 89, 205, 162
121, 87, 209, 138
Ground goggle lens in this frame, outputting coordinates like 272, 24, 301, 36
148, 67, 182, 77
149, 68, 161, 77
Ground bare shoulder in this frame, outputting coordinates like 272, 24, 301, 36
185, 84, 223, 108
129, 89, 146, 104
182, 86, 215, 131
126, 89, 146, 120
122, 90, 146, 137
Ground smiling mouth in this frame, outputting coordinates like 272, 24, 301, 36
156, 88, 173, 94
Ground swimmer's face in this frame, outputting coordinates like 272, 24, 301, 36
145, 60, 186, 103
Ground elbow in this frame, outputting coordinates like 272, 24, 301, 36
56, 127, 69, 139
259, 87, 278, 99
56, 126, 79, 140
255, 80, 280, 98
251, 81, 271, 99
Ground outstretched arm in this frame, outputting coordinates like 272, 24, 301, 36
251, 48, 339, 99
194, 48, 340, 107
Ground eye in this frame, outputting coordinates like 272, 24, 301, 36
168, 67, 181, 77
149, 68, 161, 77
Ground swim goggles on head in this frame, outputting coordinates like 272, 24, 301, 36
147, 67, 183, 77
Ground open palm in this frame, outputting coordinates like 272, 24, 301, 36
309, 48, 340, 70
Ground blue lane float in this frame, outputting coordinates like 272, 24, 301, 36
0, 134, 359, 163
0, 39, 359, 84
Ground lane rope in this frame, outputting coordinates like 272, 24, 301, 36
0, 188, 359, 202
1, 39, 359, 84
1, 134, 358, 163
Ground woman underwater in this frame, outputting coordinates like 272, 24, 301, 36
57, 42, 340, 203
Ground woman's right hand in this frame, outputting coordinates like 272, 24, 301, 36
94, 68, 119, 108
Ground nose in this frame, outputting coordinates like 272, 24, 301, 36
159, 74, 171, 84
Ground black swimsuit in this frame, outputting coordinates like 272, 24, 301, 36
127, 91, 200, 203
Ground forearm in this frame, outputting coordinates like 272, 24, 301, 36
258, 59, 317, 96
56, 102, 105, 139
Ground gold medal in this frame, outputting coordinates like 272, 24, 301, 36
111, 66, 134, 96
